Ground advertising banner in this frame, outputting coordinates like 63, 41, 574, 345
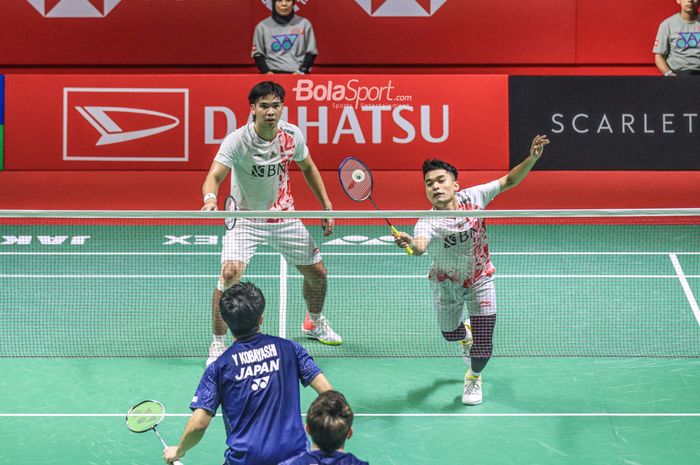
5, 74, 509, 171
0, 0, 576, 66
0, 75, 3, 170
509, 76, 700, 170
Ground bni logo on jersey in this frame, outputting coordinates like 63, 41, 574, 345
27, 0, 122, 18
355, 0, 448, 17
63, 88, 189, 162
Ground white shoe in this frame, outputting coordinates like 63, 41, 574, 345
206, 341, 227, 367
459, 321, 473, 366
301, 313, 342, 345
462, 374, 482, 405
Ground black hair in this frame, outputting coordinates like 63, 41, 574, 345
248, 81, 286, 105
306, 390, 354, 453
422, 159, 458, 180
271, 0, 295, 25
219, 282, 265, 338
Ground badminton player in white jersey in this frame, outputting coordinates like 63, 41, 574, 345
201, 81, 341, 366
394, 135, 550, 405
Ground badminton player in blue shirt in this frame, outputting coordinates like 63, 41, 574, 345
163, 282, 332, 465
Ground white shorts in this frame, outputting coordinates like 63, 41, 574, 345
430, 275, 497, 332
221, 219, 322, 266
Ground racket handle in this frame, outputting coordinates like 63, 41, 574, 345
390, 226, 413, 255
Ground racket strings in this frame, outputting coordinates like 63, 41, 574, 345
339, 159, 372, 201
126, 400, 165, 432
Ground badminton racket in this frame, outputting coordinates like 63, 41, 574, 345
338, 157, 412, 255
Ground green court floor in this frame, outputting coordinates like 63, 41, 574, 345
1, 221, 699, 463
1, 357, 699, 465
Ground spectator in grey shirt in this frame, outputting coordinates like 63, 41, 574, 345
653, 0, 700, 76
252, 0, 318, 74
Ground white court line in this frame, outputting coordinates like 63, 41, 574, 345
1, 413, 699, 418
1, 274, 699, 279
670, 254, 700, 327
278, 256, 288, 339
1, 251, 700, 256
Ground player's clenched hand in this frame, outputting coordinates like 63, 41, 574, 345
529, 134, 550, 159
163, 446, 183, 464
201, 201, 218, 212
394, 231, 413, 249
321, 218, 334, 236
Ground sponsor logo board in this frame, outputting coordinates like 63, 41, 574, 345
27, 0, 121, 18
63, 87, 189, 162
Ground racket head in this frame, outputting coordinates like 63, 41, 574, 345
338, 157, 373, 202
224, 195, 237, 230
126, 399, 165, 433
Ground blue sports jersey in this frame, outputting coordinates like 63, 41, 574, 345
190, 333, 322, 465
279, 450, 369, 465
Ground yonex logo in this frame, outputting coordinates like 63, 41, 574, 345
27, 0, 122, 18
251, 376, 270, 391
355, 0, 448, 17
677, 32, 700, 48
272, 34, 299, 52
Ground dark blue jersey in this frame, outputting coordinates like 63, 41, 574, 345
279, 450, 369, 465
190, 333, 322, 465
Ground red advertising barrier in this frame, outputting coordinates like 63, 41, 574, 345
5, 74, 509, 171
0, 0, 675, 66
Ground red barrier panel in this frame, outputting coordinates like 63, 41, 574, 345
0, 0, 673, 66
5, 74, 509, 171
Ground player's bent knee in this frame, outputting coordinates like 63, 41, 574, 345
470, 342, 493, 358
441, 324, 467, 342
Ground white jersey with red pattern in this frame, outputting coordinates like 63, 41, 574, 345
214, 120, 309, 211
414, 180, 501, 288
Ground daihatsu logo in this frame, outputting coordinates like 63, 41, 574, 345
64, 87, 189, 162
75, 106, 180, 146
27, 0, 122, 18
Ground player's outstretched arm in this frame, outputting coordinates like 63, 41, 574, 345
163, 409, 213, 464
394, 232, 428, 256
201, 161, 230, 211
498, 134, 550, 194
310, 373, 333, 394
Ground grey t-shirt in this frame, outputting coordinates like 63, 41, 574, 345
653, 13, 700, 71
252, 16, 318, 73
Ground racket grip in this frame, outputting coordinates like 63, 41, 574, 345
174, 461, 184, 465
390, 226, 413, 255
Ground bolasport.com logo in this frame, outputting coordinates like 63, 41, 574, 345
27, 0, 122, 18
292, 79, 412, 110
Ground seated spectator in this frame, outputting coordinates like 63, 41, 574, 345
654, 0, 700, 76
279, 390, 368, 465
252, 0, 318, 74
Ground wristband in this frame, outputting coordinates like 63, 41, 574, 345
664, 70, 674, 76
203, 193, 217, 202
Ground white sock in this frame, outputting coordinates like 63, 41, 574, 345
468, 369, 481, 379
308, 312, 321, 322
213, 334, 226, 345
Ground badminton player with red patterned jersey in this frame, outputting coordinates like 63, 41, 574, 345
394, 135, 550, 405
201, 81, 341, 366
